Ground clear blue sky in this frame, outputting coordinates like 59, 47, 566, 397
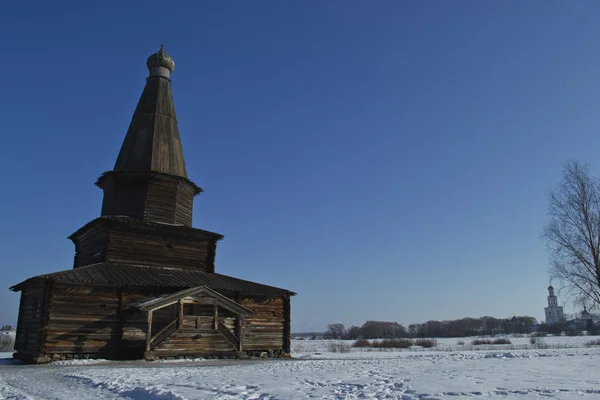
2, 1, 600, 332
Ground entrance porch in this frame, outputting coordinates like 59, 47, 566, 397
136, 286, 254, 359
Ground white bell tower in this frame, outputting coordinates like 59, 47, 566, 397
544, 285, 565, 325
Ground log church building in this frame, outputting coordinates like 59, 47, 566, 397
10, 46, 295, 363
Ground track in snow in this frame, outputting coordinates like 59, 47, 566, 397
2, 348, 600, 399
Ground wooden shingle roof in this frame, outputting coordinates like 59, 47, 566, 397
10, 263, 295, 297
114, 46, 187, 178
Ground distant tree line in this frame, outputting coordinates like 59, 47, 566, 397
325, 316, 538, 339
407, 316, 537, 337
326, 321, 406, 340
537, 321, 597, 336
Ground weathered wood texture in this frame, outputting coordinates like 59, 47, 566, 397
240, 297, 285, 351
145, 178, 196, 226
71, 220, 218, 272
105, 231, 212, 270
14, 280, 47, 355
72, 224, 108, 268
98, 172, 197, 226
122, 296, 242, 357
150, 328, 237, 357
205, 241, 217, 273
114, 74, 187, 178
15, 282, 289, 360
149, 318, 178, 350
217, 319, 239, 350
283, 294, 291, 353
149, 316, 238, 356
43, 283, 120, 356
122, 296, 177, 356
99, 174, 147, 220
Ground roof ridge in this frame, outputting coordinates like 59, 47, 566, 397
213, 271, 296, 294
11, 263, 294, 296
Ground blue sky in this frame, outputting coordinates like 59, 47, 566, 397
2, 1, 600, 332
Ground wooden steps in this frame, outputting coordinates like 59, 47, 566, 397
151, 328, 237, 356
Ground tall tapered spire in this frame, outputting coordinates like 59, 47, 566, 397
97, 46, 201, 226
113, 45, 187, 178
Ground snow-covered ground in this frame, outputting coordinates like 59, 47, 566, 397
291, 335, 597, 356
1, 336, 600, 399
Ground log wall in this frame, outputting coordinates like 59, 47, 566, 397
99, 173, 195, 226
120, 297, 240, 357
120, 292, 174, 358
105, 231, 211, 270
14, 280, 47, 356
145, 179, 195, 226
15, 283, 289, 360
43, 283, 120, 357
72, 223, 108, 268
240, 297, 285, 352
100, 175, 147, 220
144, 179, 178, 224
175, 182, 195, 226
152, 326, 237, 357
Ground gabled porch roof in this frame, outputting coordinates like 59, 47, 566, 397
136, 285, 255, 316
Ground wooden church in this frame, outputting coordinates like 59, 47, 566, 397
10, 46, 295, 364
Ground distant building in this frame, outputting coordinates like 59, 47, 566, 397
568, 306, 596, 331
581, 306, 591, 320
544, 285, 565, 325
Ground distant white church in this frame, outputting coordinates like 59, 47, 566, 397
544, 285, 565, 325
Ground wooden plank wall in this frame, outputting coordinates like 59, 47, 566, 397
72, 223, 108, 268
106, 231, 210, 270
151, 313, 238, 357
205, 240, 217, 273
19, 284, 289, 359
122, 297, 240, 357
145, 180, 178, 224
240, 297, 285, 351
152, 327, 237, 357
145, 179, 195, 226
120, 292, 175, 356
175, 182, 195, 226
14, 280, 47, 356
100, 174, 196, 227
283, 294, 291, 353
100, 176, 148, 220
43, 284, 120, 356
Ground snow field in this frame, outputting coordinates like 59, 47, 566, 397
0, 337, 599, 399
291, 335, 597, 356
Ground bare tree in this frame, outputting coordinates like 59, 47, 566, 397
0, 332, 14, 352
325, 323, 346, 339
543, 160, 600, 310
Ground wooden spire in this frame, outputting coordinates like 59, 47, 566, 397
96, 46, 201, 226
114, 45, 187, 178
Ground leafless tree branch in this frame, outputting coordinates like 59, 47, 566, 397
543, 159, 600, 310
